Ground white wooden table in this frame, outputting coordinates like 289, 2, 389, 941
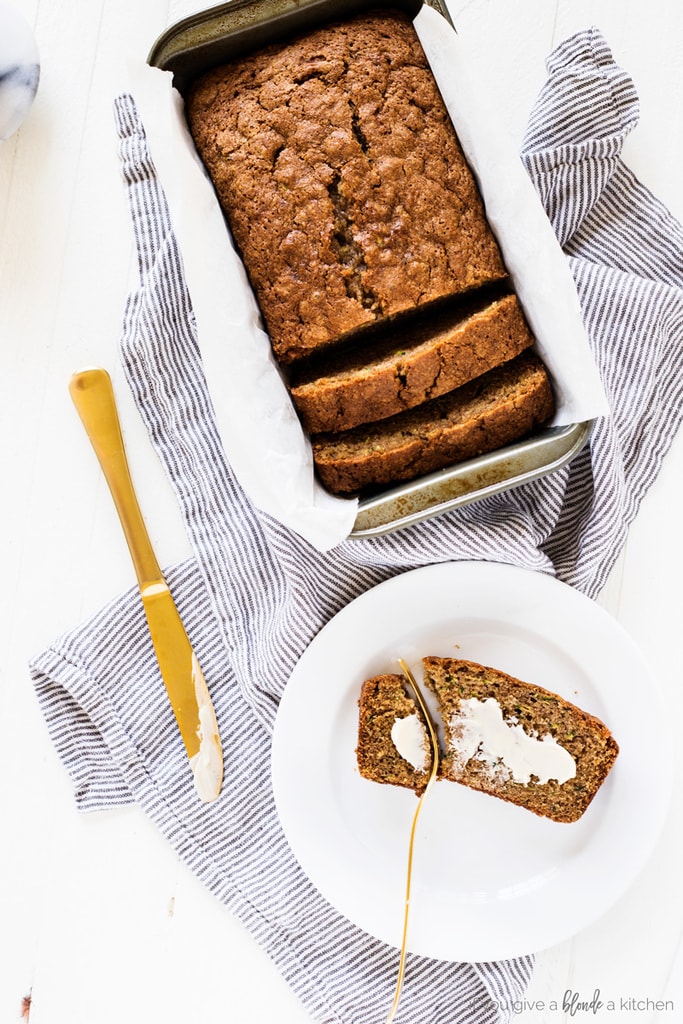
1, 0, 682, 1021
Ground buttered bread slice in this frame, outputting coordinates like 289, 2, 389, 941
423, 657, 619, 823
356, 659, 619, 822
356, 674, 433, 796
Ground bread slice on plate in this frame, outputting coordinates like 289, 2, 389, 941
422, 657, 619, 823
356, 674, 434, 796
356, 658, 619, 822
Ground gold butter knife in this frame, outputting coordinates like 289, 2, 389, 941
69, 367, 223, 803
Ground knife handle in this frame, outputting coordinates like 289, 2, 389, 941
69, 367, 162, 588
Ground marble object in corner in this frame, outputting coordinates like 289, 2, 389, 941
0, 0, 40, 141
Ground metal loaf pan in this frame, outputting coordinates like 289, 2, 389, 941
148, 0, 591, 540
149, 0, 453, 95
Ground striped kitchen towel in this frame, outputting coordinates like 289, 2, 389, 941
31, 26, 683, 1024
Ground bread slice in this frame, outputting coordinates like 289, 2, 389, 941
356, 675, 433, 795
312, 349, 554, 495
422, 657, 619, 823
289, 294, 534, 433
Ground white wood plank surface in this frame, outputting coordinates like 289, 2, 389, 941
1, 0, 681, 1021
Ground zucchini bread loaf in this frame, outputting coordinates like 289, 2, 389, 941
356, 658, 619, 822
185, 8, 507, 365
186, 7, 557, 498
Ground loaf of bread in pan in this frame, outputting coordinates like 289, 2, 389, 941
356, 674, 433, 796
289, 293, 535, 433
422, 657, 619, 823
312, 349, 554, 495
185, 9, 507, 365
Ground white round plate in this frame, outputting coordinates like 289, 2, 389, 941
271, 561, 671, 962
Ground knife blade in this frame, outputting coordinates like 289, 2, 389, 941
69, 367, 223, 803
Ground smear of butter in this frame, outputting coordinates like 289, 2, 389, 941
391, 714, 428, 772
450, 697, 576, 785
188, 652, 223, 802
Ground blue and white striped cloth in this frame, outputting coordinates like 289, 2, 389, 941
31, 28, 683, 1024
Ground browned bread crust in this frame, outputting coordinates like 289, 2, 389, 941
290, 294, 534, 433
423, 657, 619, 823
185, 9, 507, 365
356, 675, 432, 795
312, 349, 554, 495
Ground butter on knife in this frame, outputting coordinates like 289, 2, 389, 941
69, 367, 223, 803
